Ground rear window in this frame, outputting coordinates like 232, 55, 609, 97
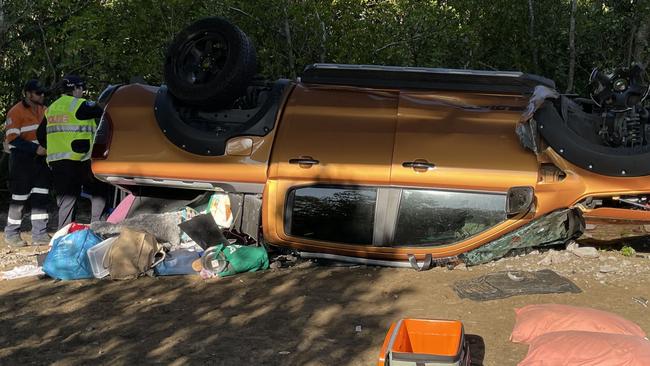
286, 186, 377, 244
392, 189, 506, 247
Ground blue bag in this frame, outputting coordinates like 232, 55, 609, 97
43, 229, 103, 280
154, 249, 200, 276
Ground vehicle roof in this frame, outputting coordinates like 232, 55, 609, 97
301, 63, 555, 95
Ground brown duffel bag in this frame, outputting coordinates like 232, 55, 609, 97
103, 228, 165, 280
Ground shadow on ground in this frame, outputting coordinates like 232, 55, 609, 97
0, 264, 419, 365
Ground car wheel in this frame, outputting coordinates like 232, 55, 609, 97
163, 17, 257, 108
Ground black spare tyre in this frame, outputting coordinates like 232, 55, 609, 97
163, 17, 256, 107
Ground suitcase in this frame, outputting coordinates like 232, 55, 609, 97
377, 319, 471, 366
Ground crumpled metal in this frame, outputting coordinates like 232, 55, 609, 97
516, 85, 560, 154
460, 209, 581, 266
520, 85, 560, 122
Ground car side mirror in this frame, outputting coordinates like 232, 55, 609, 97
506, 186, 534, 216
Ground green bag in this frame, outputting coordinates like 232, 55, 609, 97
210, 244, 269, 277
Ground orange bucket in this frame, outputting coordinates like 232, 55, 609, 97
377, 319, 470, 366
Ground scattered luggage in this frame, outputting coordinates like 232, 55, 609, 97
103, 228, 165, 280
86, 236, 118, 278
42, 229, 104, 280
512, 304, 649, 365
510, 304, 646, 344
154, 249, 200, 276
517, 331, 650, 366
194, 243, 269, 278
377, 319, 471, 366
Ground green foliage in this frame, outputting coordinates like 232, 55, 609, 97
1, 0, 650, 121
621, 245, 636, 257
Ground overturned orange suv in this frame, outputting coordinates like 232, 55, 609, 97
91, 17, 650, 267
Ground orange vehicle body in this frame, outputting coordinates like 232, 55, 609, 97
92, 68, 650, 263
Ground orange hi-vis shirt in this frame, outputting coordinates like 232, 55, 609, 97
4, 100, 46, 146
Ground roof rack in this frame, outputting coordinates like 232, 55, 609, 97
301, 63, 555, 94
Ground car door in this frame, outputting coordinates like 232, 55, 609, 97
265, 84, 398, 254
386, 90, 540, 254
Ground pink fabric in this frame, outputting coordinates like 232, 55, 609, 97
107, 194, 136, 224
518, 331, 650, 366
511, 304, 646, 344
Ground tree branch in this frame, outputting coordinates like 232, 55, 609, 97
566, 0, 577, 93
37, 17, 57, 82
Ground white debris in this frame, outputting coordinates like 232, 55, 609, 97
1, 264, 44, 280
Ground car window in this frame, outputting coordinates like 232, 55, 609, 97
392, 189, 506, 247
286, 186, 377, 244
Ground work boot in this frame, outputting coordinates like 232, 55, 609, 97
31, 234, 51, 246
4, 235, 27, 247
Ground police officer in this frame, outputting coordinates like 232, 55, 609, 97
3, 79, 51, 247
37, 75, 108, 229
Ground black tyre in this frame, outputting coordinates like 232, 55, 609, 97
163, 17, 257, 107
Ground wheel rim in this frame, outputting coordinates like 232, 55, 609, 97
175, 32, 229, 85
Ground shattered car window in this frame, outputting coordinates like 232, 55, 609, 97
286, 186, 376, 244
392, 189, 506, 247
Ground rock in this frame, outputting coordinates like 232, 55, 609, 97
565, 241, 579, 251
538, 249, 571, 265
571, 247, 599, 259
455, 263, 468, 271
285, 254, 297, 262
599, 265, 618, 273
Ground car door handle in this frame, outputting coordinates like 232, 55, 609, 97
289, 157, 319, 166
402, 160, 436, 170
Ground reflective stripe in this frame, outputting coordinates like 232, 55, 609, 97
31, 213, 49, 220
20, 124, 39, 133
6, 128, 20, 135
46, 125, 94, 133
11, 194, 29, 201
31, 188, 49, 194
7, 218, 21, 225
68, 98, 79, 112
46, 152, 74, 163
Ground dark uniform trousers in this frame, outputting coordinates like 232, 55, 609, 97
51, 159, 107, 229
5, 151, 51, 237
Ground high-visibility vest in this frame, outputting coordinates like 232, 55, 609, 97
45, 95, 95, 163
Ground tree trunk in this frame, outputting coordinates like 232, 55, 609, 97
0, 0, 6, 39
283, 4, 296, 79
633, 22, 649, 67
626, 24, 637, 67
527, 0, 539, 73
315, 9, 326, 63
566, 0, 577, 93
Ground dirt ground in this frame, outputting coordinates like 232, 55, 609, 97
1, 233, 649, 366
0, 191, 649, 365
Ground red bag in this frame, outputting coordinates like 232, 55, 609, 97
511, 304, 646, 344
69, 222, 89, 233
518, 331, 650, 366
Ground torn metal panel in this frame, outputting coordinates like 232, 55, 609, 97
520, 85, 559, 122
460, 209, 582, 266
517, 85, 559, 154
516, 117, 540, 153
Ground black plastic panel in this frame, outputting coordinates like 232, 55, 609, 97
536, 102, 650, 177
154, 80, 288, 156
301, 63, 555, 94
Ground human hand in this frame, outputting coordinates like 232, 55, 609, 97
36, 145, 46, 156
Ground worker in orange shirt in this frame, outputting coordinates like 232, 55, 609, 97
3, 79, 51, 247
